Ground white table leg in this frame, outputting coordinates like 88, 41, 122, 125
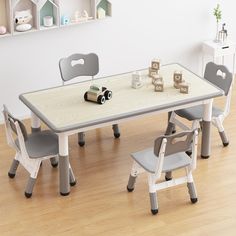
58, 133, 70, 196
201, 99, 213, 158
31, 112, 41, 132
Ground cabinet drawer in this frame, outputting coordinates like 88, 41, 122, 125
214, 44, 236, 57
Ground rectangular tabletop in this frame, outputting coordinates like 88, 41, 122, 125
20, 63, 223, 133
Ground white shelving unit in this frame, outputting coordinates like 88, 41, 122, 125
0, 0, 112, 38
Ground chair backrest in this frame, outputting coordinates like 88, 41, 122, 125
2, 105, 28, 151
204, 62, 232, 96
154, 130, 194, 157
153, 130, 198, 177
59, 53, 99, 83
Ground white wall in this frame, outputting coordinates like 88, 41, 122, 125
0, 0, 235, 121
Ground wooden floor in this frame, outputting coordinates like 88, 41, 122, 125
0, 87, 236, 236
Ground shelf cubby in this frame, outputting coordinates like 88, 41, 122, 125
55, 0, 96, 26
0, 0, 11, 37
38, 0, 59, 30
96, 0, 112, 19
12, 0, 38, 35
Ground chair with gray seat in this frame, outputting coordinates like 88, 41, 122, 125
3, 105, 76, 198
127, 129, 198, 215
59, 53, 120, 147
166, 62, 233, 148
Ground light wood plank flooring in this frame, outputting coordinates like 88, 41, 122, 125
0, 87, 236, 236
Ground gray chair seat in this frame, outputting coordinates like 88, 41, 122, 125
175, 105, 223, 121
131, 148, 191, 173
16, 130, 59, 159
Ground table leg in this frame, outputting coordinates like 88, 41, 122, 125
233, 53, 235, 82
31, 112, 41, 132
201, 99, 213, 159
58, 134, 70, 196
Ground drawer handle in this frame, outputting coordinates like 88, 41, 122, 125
222, 46, 229, 49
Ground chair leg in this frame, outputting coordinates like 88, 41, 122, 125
112, 124, 120, 138
149, 192, 158, 215
214, 118, 229, 147
50, 157, 58, 168
219, 131, 229, 147
25, 177, 37, 198
187, 182, 198, 203
127, 162, 140, 192
69, 165, 76, 186
8, 159, 20, 178
78, 132, 85, 147
127, 175, 137, 192
165, 171, 172, 181
186, 168, 198, 203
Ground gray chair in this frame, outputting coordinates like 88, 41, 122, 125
59, 53, 120, 147
2, 105, 76, 198
127, 130, 198, 215
167, 62, 233, 147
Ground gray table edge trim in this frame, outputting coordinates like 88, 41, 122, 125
19, 90, 223, 133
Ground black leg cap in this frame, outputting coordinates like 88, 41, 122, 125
51, 162, 58, 168
25, 192, 32, 198
165, 176, 172, 181
8, 172, 15, 178
151, 209, 159, 215
191, 198, 198, 204
60, 192, 70, 196
70, 180, 77, 187
127, 186, 134, 192
114, 133, 120, 138
79, 141, 85, 147
201, 155, 210, 159
223, 142, 229, 147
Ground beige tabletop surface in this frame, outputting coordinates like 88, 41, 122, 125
20, 63, 223, 133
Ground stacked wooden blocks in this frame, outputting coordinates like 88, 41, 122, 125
149, 59, 164, 92
173, 71, 190, 94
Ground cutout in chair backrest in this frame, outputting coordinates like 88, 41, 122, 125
71, 58, 85, 67
204, 62, 232, 96
216, 69, 226, 79
59, 53, 99, 82
154, 131, 194, 157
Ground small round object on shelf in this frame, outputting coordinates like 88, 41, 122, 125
0, 26, 7, 35
43, 16, 53, 27
16, 24, 32, 32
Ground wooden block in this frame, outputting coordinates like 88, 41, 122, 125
179, 83, 190, 94
154, 82, 164, 92
149, 67, 158, 78
174, 79, 185, 89
173, 71, 183, 83
152, 74, 163, 85
132, 71, 143, 89
151, 59, 160, 70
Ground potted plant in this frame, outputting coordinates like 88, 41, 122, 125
213, 4, 222, 42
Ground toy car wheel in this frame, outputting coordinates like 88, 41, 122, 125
104, 90, 112, 100
97, 95, 106, 104
84, 92, 88, 101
